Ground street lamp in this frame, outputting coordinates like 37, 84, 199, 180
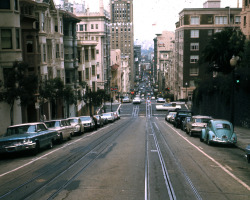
185, 82, 188, 103
229, 55, 239, 127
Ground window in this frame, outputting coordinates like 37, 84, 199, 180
190, 55, 199, 63
235, 16, 241, 24
215, 16, 228, 24
26, 41, 33, 52
92, 65, 95, 76
96, 24, 98, 29
0, 0, 10, 9
85, 49, 88, 61
16, 29, 20, 49
84, 24, 87, 31
43, 44, 46, 62
1, 29, 12, 49
190, 30, 199, 38
14, 0, 18, 11
208, 16, 213, 23
190, 43, 199, 51
190, 16, 200, 25
56, 44, 59, 58
244, 16, 246, 26
61, 44, 64, 58
41, 13, 45, 31
80, 24, 83, 31
190, 67, 199, 76
96, 49, 99, 54
91, 24, 94, 29
208, 30, 213, 36
96, 37, 99, 42
97, 74, 100, 79
91, 49, 95, 59
85, 68, 89, 79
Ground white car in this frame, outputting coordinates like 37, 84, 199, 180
122, 96, 130, 103
156, 98, 166, 103
133, 97, 141, 104
101, 112, 115, 123
156, 103, 181, 111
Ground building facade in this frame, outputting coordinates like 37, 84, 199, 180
175, 0, 241, 101
110, 0, 134, 90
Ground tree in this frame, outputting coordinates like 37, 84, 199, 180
0, 62, 38, 125
200, 28, 246, 74
39, 78, 77, 119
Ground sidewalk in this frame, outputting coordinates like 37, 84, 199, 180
235, 126, 250, 151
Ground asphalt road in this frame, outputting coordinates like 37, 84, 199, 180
0, 100, 249, 200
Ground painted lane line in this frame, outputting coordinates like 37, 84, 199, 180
165, 122, 250, 191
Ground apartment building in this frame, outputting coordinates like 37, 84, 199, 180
74, 0, 110, 94
175, 0, 241, 101
241, 0, 250, 40
154, 31, 175, 95
110, 49, 122, 100
0, 0, 23, 132
110, 0, 134, 90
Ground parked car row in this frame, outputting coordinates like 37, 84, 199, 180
0, 111, 121, 156
165, 110, 238, 146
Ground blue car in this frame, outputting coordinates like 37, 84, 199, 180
0, 122, 58, 155
200, 119, 237, 145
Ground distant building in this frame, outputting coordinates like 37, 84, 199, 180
175, 0, 241, 101
154, 31, 175, 96
110, 0, 134, 90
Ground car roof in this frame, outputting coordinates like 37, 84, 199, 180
192, 115, 212, 119
8, 122, 45, 128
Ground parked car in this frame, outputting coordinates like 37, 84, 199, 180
93, 115, 104, 128
200, 119, 237, 146
122, 96, 130, 103
156, 97, 165, 103
79, 116, 95, 131
101, 112, 115, 123
45, 119, 73, 143
165, 111, 177, 122
113, 111, 120, 120
67, 117, 84, 135
246, 144, 250, 163
133, 97, 141, 104
173, 109, 192, 128
156, 103, 181, 111
181, 116, 192, 132
186, 115, 213, 137
0, 122, 57, 155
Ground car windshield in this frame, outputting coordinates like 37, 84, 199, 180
196, 118, 211, 123
178, 112, 192, 116
69, 119, 78, 123
103, 113, 111, 116
80, 117, 91, 121
215, 123, 231, 130
45, 121, 60, 128
6, 125, 36, 136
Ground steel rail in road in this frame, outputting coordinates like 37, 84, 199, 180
153, 121, 203, 200
0, 118, 134, 200
149, 121, 177, 200
132, 105, 139, 117
145, 101, 176, 200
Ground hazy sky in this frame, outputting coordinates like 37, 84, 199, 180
70, 0, 242, 41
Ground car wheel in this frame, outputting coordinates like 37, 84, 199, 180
59, 133, 64, 143
189, 130, 193, 137
48, 140, 53, 149
200, 135, 204, 142
206, 136, 211, 145
31, 141, 40, 156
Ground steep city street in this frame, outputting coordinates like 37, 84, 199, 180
0, 101, 249, 200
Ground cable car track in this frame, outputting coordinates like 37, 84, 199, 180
0, 118, 134, 200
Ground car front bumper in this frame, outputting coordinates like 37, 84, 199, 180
0, 143, 36, 153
